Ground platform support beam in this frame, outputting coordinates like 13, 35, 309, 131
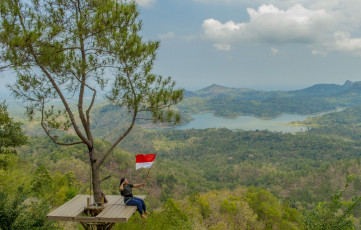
80, 222, 115, 230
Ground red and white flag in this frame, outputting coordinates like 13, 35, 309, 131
136, 154, 156, 170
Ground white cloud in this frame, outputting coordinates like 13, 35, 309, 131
202, 4, 333, 47
135, 0, 156, 7
270, 47, 279, 54
213, 43, 231, 51
331, 32, 361, 55
201, 19, 247, 43
246, 4, 332, 43
312, 49, 327, 56
158, 32, 176, 40
199, 0, 361, 55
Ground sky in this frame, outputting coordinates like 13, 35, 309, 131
1, 0, 361, 98
134, 0, 361, 91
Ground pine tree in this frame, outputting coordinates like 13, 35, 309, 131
0, 0, 183, 202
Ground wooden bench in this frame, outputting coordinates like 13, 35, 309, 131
46, 194, 146, 223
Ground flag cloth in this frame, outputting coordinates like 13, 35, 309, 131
136, 154, 156, 170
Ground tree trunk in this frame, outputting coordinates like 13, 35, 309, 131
91, 161, 102, 204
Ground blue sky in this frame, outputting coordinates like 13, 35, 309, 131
1, 0, 361, 98
135, 0, 361, 91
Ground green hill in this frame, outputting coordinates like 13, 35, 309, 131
9, 129, 361, 229
3, 100, 361, 229
179, 81, 361, 119
291, 104, 361, 141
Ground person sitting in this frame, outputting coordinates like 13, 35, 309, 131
119, 177, 150, 219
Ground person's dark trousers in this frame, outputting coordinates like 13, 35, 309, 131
124, 197, 146, 215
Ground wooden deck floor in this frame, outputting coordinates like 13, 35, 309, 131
46, 195, 145, 223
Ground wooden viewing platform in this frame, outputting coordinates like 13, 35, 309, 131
47, 194, 145, 225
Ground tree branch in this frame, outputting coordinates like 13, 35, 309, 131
0, 64, 13, 71
40, 101, 84, 146
97, 109, 137, 168
76, 0, 93, 147
100, 175, 111, 183
66, 69, 96, 125
86, 85, 96, 125
97, 67, 138, 167
15, 1, 92, 147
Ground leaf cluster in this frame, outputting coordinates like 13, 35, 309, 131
0, 102, 27, 154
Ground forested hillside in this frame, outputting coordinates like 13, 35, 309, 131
3, 78, 361, 230
178, 81, 361, 118
2, 94, 361, 229
5, 131, 361, 229
294, 105, 361, 141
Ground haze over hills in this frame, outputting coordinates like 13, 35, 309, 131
179, 80, 361, 119
186, 80, 361, 99
5, 80, 361, 135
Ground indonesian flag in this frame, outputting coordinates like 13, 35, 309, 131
136, 154, 156, 170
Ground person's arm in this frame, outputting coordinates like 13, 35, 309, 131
119, 182, 125, 191
133, 183, 145, 188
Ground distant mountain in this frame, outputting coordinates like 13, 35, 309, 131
195, 84, 254, 98
190, 80, 361, 99
289, 83, 345, 97
183, 90, 198, 98
348, 81, 361, 92
289, 80, 361, 97
180, 80, 361, 118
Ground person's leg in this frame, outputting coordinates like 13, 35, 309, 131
133, 197, 150, 214
133, 197, 146, 212
125, 198, 143, 215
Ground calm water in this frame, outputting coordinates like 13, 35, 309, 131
175, 113, 311, 132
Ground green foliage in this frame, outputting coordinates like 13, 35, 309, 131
111, 127, 361, 211
0, 102, 27, 155
178, 187, 300, 230
304, 105, 361, 127
0, 155, 56, 229
246, 187, 299, 229
15, 126, 361, 213
197, 196, 211, 219
4, 94, 361, 229
0, 187, 56, 230
302, 176, 361, 230
116, 199, 190, 230
300, 105, 361, 141
32, 166, 53, 196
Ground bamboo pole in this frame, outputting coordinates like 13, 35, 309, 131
144, 168, 152, 185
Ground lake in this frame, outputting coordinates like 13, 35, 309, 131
175, 113, 312, 132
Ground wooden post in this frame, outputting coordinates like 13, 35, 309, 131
87, 198, 90, 216
101, 197, 104, 208
144, 168, 152, 185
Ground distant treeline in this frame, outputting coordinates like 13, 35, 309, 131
178, 81, 361, 119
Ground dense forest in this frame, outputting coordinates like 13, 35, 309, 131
2, 99, 361, 229
293, 105, 361, 141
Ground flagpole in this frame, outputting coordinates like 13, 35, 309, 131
144, 167, 152, 185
